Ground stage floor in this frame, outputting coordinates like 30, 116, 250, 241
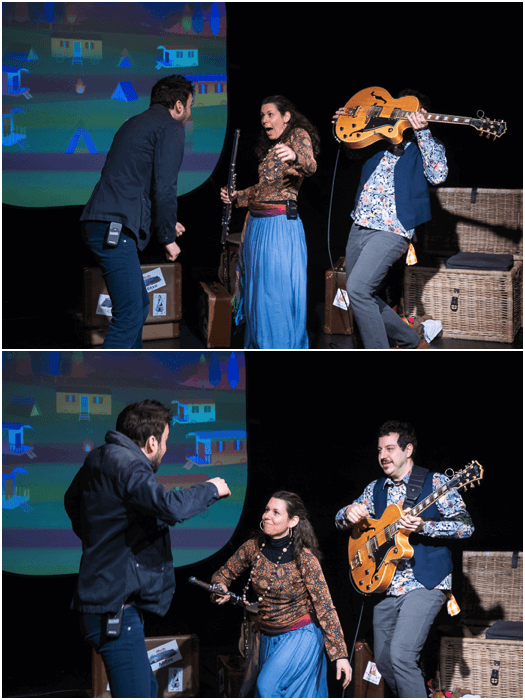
2, 304, 522, 351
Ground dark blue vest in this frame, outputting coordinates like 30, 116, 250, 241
355, 141, 432, 231
373, 468, 453, 589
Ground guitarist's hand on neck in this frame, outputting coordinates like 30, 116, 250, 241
398, 510, 425, 533
407, 108, 429, 131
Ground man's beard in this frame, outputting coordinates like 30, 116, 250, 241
150, 452, 161, 473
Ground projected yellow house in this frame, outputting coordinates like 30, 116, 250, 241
56, 388, 112, 419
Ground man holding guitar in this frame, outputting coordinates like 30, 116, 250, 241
332, 89, 449, 349
335, 421, 476, 698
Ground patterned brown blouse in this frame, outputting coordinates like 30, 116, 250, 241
235, 128, 317, 209
211, 538, 348, 662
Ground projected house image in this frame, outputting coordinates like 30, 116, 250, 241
2, 423, 35, 458
156, 45, 199, 69
2, 66, 30, 97
172, 399, 216, 424
56, 388, 112, 419
2, 466, 30, 511
51, 33, 103, 65
2, 350, 247, 577
186, 430, 247, 466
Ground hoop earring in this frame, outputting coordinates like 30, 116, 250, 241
260, 521, 265, 531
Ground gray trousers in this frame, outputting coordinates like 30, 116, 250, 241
373, 588, 446, 698
345, 223, 422, 349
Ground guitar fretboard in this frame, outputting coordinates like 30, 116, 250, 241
384, 481, 454, 540
394, 109, 475, 126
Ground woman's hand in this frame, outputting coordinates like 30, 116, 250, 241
336, 658, 352, 689
220, 186, 238, 204
272, 143, 297, 163
211, 582, 231, 605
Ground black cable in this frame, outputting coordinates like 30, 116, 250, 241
326, 142, 354, 345
342, 598, 366, 698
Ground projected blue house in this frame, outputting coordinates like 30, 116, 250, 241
2, 423, 35, 458
186, 430, 247, 466
172, 399, 216, 424
2, 467, 30, 511
2, 106, 26, 147
156, 45, 199, 70
2, 66, 30, 97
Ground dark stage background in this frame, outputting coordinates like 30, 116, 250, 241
2, 3, 523, 346
3, 353, 523, 697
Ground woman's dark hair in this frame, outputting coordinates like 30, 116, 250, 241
116, 399, 172, 448
150, 74, 194, 109
377, 420, 417, 457
258, 490, 323, 562
255, 95, 321, 160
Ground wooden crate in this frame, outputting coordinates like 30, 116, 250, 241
92, 634, 199, 697
217, 654, 245, 698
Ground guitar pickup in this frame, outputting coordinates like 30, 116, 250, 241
350, 551, 362, 571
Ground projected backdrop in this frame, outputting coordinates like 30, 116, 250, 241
2, 2, 227, 207
2, 350, 247, 575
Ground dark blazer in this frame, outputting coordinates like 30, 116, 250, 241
80, 104, 185, 251
64, 430, 219, 615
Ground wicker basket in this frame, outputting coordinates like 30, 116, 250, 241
404, 259, 523, 343
419, 188, 523, 259
439, 552, 523, 697
460, 551, 523, 624
440, 635, 522, 698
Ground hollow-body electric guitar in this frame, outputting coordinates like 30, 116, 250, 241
348, 461, 484, 595
334, 87, 506, 148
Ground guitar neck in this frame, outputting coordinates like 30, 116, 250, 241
397, 109, 474, 127
408, 481, 454, 518
387, 482, 455, 536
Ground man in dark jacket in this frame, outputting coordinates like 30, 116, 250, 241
65, 399, 230, 698
80, 74, 193, 349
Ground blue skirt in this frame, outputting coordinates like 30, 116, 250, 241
255, 623, 328, 698
242, 213, 308, 349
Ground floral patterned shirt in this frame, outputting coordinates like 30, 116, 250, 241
335, 468, 474, 596
211, 538, 348, 661
235, 128, 317, 209
352, 129, 448, 239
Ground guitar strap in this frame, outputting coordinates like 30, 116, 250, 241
403, 465, 429, 509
